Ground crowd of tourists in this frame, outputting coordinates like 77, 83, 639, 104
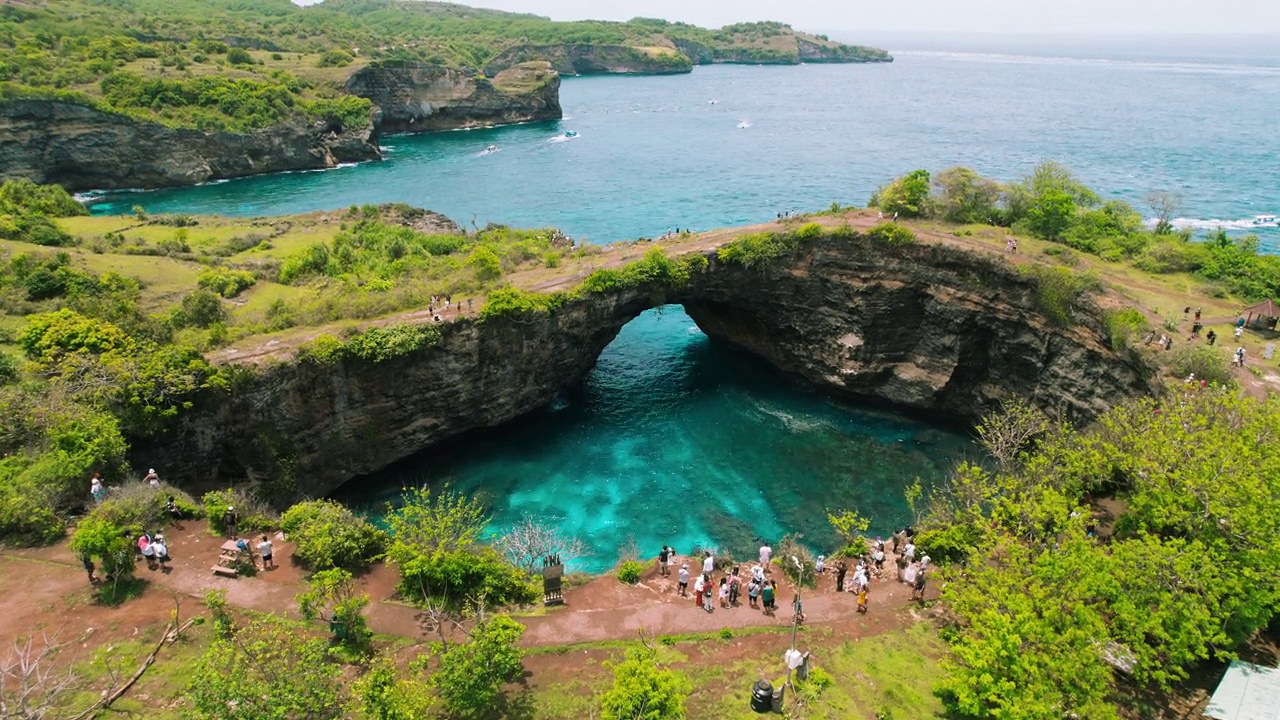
654, 529, 931, 622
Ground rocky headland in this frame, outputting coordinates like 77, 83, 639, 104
137, 219, 1152, 497
345, 61, 562, 134
483, 45, 693, 77
0, 99, 380, 192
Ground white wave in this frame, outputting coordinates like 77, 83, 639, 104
737, 120, 753, 129
895, 50, 1280, 77
751, 399, 829, 434
73, 191, 105, 203
1149, 214, 1280, 231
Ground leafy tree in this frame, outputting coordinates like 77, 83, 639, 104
432, 614, 525, 719
933, 166, 1001, 224
187, 615, 345, 720
599, 644, 692, 720
354, 654, 434, 720
826, 509, 869, 554
1024, 187, 1077, 240
68, 516, 135, 597
177, 289, 226, 328
873, 169, 932, 217
280, 499, 385, 571
974, 397, 1049, 472
296, 568, 371, 650
468, 246, 502, 281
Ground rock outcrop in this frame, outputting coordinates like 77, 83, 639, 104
0, 100, 380, 192
345, 61, 561, 134
139, 230, 1152, 498
483, 45, 692, 77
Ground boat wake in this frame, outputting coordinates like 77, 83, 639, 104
1153, 214, 1280, 231
737, 120, 753, 129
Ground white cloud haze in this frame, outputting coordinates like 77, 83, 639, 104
296, 0, 1280, 35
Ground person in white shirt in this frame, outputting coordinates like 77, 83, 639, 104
904, 542, 916, 561
815, 555, 826, 574
152, 533, 169, 571
144, 469, 160, 487
702, 552, 714, 575
759, 542, 772, 569
258, 535, 274, 570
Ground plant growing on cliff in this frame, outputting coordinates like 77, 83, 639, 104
865, 222, 916, 246
478, 287, 566, 324
281, 499, 386, 571
1018, 265, 1100, 327
716, 231, 799, 269
870, 169, 932, 218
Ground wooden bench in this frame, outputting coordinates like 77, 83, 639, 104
212, 540, 246, 577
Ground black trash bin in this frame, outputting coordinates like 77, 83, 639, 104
750, 680, 773, 713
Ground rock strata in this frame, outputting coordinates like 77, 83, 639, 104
0, 100, 380, 191
345, 61, 562, 134
483, 45, 691, 77
140, 231, 1152, 498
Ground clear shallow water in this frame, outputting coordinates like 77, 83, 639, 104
89, 40, 1280, 569
335, 307, 974, 572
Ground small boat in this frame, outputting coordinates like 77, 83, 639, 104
1252, 214, 1278, 226
709, 99, 719, 104
481, 144, 500, 155
737, 121, 752, 129
564, 131, 578, 138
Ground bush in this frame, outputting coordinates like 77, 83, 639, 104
176, 289, 226, 328
280, 500, 385, 571
865, 222, 916, 246
776, 533, 817, 588
914, 524, 983, 565
716, 231, 798, 269
90, 482, 200, 534
469, 246, 502, 281
1019, 265, 1101, 327
68, 515, 135, 585
872, 169, 932, 218
617, 560, 644, 584
600, 646, 692, 720
1169, 345, 1235, 387
317, 49, 354, 67
196, 268, 256, 298
1102, 307, 1150, 351
433, 615, 525, 720
202, 488, 278, 536
0, 484, 65, 546
478, 287, 565, 323
0, 353, 18, 385
225, 47, 253, 65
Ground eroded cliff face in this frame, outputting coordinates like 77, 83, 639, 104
142, 233, 1151, 498
483, 45, 692, 77
0, 100, 380, 191
345, 61, 561, 134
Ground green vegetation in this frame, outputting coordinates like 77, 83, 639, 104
873, 161, 1280, 301
1018, 264, 1101, 327
616, 559, 644, 584
0, 179, 86, 246
296, 567, 373, 650
921, 391, 1280, 717
280, 499, 386, 570
599, 645, 692, 720
432, 614, 526, 719
0, 0, 885, 133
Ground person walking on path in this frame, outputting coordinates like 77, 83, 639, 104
747, 576, 761, 608
912, 568, 928, 602
90, 474, 105, 504
153, 533, 170, 572
222, 506, 240, 539
80, 554, 96, 584
836, 560, 848, 592
138, 532, 156, 571
857, 573, 870, 613
759, 542, 772, 570
702, 575, 715, 613
729, 568, 741, 606
718, 577, 730, 609
762, 580, 776, 616
678, 563, 690, 597
258, 535, 274, 570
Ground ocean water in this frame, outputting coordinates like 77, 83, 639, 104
88, 39, 1280, 570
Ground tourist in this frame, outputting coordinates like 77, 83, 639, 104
90, 474, 105, 504
166, 495, 183, 526
718, 577, 730, 608
259, 534, 274, 570
658, 545, 671, 577
912, 567, 928, 602
153, 533, 170, 571
903, 540, 916, 562
856, 573, 869, 614
920, 554, 931, 573
139, 532, 156, 570
693, 573, 706, 607
902, 560, 918, 586
729, 568, 741, 606
702, 551, 715, 576
835, 560, 847, 592
873, 546, 885, 576
747, 576, 761, 608
703, 575, 715, 613
1195, 307, 1202, 321
80, 553, 96, 584
1235, 347, 1246, 367
759, 541, 772, 570
792, 593, 805, 625
223, 506, 239, 539
762, 580, 776, 616
1235, 325, 1244, 340
1207, 329, 1217, 346
144, 468, 160, 487
891, 528, 906, 555
677, 563, 690, 596
814, 555, 825, 575
896, 552, 908, 580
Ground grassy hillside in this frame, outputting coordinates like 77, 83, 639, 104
0, 0, 887, 131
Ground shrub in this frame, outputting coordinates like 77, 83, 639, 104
296, 567, 372, 650
202, 488, 278, 536
776, 533, 817, 588
0, 353, 18, 385
69, 515, 135, 586
716, 231, 798, 269
317, 49, 354, 67
1019, 265, 1101, 327
469, 246, 502, 280
0, 484, 65, 545
196, 268, 256, 298
90, 482, 200, 533
433, 615, 525, 720
1169, 345, 1235, 387
478, 287, 564, 323
280, 500, 385, 571
617, 560, 644, 584
0, 180, 87, 217
794, 222, 823, 240
600, 646, 692, 720
872, 169, 932, 217
176, 289, 226, 328
865, 222, 916, 246
1102, 307, 1150, 351
225, 47, 253, 65
914, 524, 983, 565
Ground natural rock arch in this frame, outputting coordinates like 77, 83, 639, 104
141, 233, 1151, 498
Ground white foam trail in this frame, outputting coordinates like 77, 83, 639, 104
1148, 214, 1280, 231
737, 120, 753, 129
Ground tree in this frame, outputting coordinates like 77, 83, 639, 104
385, 486, 485, 558
1024, 187, 1077, 240
296, 568, 371, 650
1005, 161, 1098, 226
974, 397, 1049, 472
825, 509, 869, 553
599, 643, 692, 720
68, 516, 136, 598
468, 246, 502, 281
933, 167, 1001, 224
280, 499, 386, 571
354, 654, 434, 720
0, 631, 85, 720
432, 614, 525, 719
187, 615, 344, 720
177, 289, 226, 328
873, 169, 932, 218
493, 514, 588, 572
1143, 190, 1183, 236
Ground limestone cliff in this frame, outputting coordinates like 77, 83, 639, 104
483, 45, 692, 77
344, 61, 562, 134
138, 229, 1152, 498
0, 100, 380, 192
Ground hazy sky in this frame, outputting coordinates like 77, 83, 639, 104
301, 0, 1280, 35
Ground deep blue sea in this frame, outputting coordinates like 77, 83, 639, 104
91, 36, 1280, 570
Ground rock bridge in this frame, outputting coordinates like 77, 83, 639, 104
146, 219, 1153, 497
